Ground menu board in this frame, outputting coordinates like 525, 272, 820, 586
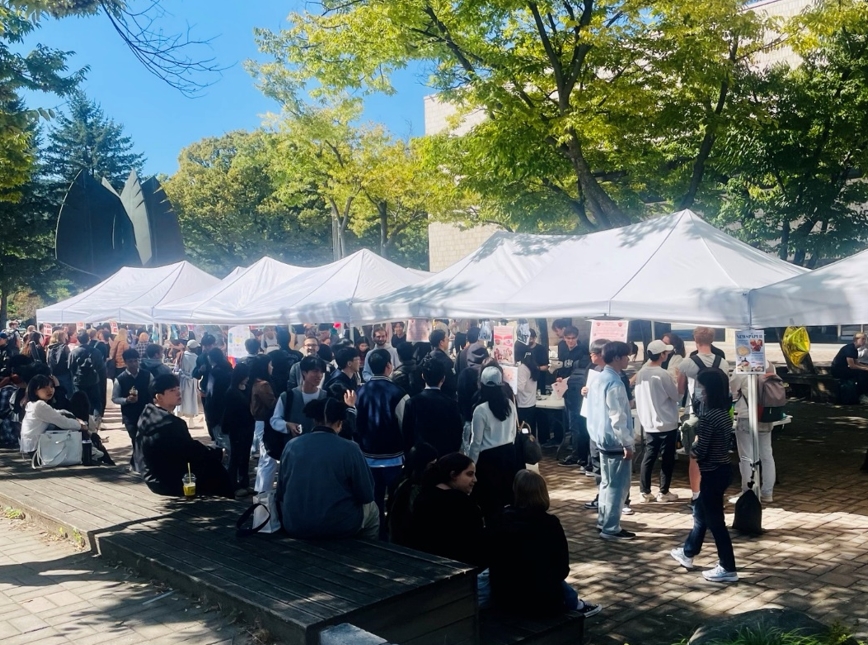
735, 329, 766, 374
589, 319, 629, 345
493, 325, 516, 364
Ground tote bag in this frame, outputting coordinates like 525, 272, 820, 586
236, 491, 282, 536
33, 430, 82, 468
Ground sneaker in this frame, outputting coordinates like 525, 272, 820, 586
622, 505, 634, 515
584, 468, 597, 478
657, 491, 679, 502
641, 493, 656, 503
760, 494, 773, 503
600, 529, 636, 541
728, 495, 741, 505
234, 488, 253, 499
578, 601, 603, 618
702, 564, 738, 583
583, 499, 598, 510
559, 456, 581, 467
670, 547, 694, 569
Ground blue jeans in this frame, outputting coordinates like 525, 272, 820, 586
599, 452, 631, 534
371, 465, 402, 540
560, 580, 579, 610
684, 465, 736, 572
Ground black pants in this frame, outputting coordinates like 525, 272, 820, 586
565, 390, 589, 463
517, 407, 537, 437
684, 465, 736, 572
639, 429, 677, 494
74, 384, 102, 418
834, 368, 868, 395
228, 429, 254, 490
124, 422, 143, 472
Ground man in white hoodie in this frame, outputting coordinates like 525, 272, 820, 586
635, 339, 680, 503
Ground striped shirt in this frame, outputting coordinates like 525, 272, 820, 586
691, 408, 732, 472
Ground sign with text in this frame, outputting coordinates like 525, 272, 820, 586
589, 319, 629, 345
41, 323, 52, 337
227, 325, 251, 359
493, 325, 516, 364
735, 329, 766, 374
109, 320, 118, 334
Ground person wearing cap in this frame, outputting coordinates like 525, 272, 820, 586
177, 340, 201, 418
469, 366, 519, 520
634, 340, 680, 503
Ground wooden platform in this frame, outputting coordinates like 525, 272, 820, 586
0, 450, 477, 645
481, 608, 584, 645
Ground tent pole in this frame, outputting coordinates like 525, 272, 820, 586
748, 371, 763, 529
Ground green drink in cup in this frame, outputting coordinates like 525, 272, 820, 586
183, 464, 196, 499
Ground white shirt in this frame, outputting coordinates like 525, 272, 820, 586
20, 400, 81, 453
634, 365, 680, 433
516, 363, 537, 409
469, 400, 517, 463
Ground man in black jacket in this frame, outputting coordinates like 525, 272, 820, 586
402, 360, 463, 457
137, 374, 232, 498
68, 331, 105, 418
426, 329, 457, 399
556, 326, 591, 467
111, 349, 154, 472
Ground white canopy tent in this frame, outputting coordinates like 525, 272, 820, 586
36, 261, 220, 324
238, 249, 431, 324
748, 248, 868, 327
353, 210, 807, 327
151, 256, 308, 325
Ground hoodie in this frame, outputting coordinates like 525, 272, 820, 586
391, 357, 421, 397
141, 358, 173, 379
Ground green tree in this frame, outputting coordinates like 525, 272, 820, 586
44, 92, 146, 190
250, 0, 769, 232
163, 129, 333, 276
713, 0, 868, 267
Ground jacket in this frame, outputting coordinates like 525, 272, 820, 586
426, 348, 457, 398
402, 388, 464, 457
114, 369, 153, 426
221, 387, 255, 440
141, 358, 172, 379
354, 376, 409, 459
47, 343, 70, 376
585, 365, 634, 453
391, 358, 422, 397
409, 486, 486, 566
68, 343, 104, 388
270, 387, 327, 436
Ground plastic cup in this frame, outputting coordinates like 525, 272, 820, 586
182, 473, 196, 499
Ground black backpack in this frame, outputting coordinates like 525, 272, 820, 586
77, 347, 98, 386
689, 354, 723, 414
732, 483, 763, 536
262, 390, 294, 460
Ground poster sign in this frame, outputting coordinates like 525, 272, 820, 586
41, 323, 52, 337
227, 325, 251, 359
502, 365, 518, 395
735, 329, 766, 374
589, 319, 629, 345
109, 320, 118, 334
580, 369, 601, 417
406, 319, 432, 343
76, 321, 85, 332
493, 326, 516, 364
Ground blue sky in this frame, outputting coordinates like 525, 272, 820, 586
22, 0, 430, 177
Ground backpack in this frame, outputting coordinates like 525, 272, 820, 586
689, 354, 723, 414
262, 390, 294, 460
732, 483, 763, 536
77, 347, 98, 386
758, 374, 786, 423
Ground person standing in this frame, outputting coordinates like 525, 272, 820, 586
516, 353, 539, 435
68, 330, 104, 419
670, 368, 738, 582
427, 330, 457, 399
362, 327, 399, 382
177, 340, 200, 418
111, 349, 154, 472
455, 327, 484, 377
391, 321, 407, 348
46, 331, 73, 396
586, 341, 635, 541
557, 326, 591, 468
391, 342, 423, 397
250, 355, 278, 494
324, 346, 361, 392
354, 348, 410, 538
401, 360, 463, 457
288, 336, 322, 391
221, 363, 255, 498
635, 340, 680, 503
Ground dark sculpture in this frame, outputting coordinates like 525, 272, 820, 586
55, 170, 186, 277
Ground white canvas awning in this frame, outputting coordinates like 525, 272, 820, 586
353, 210, 807, 327
748, 248, 868, 327
151, 256, 308, 324
36, 261, 220, 324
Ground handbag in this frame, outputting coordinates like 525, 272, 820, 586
515, 420, 542, 465
32, 430, 83, 468
236, 491, 282, 536
732, 482, 763, 536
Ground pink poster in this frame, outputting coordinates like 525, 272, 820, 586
589, 319, 629, 345
493, 326, 516, 364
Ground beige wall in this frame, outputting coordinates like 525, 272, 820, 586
428, 221, 502, 272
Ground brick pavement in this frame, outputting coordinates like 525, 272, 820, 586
542, 400, 868, 644
0, 518, 254, 645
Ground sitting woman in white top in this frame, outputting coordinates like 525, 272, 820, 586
515, 354, 539, 435
469, 366, 519, 521
20, 374, 86, 456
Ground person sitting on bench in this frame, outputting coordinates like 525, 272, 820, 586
830, 333, 868, 404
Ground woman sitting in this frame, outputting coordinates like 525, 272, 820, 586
19, 374, 86, 457
490, 470, 602, 618
388, 442, 438, 546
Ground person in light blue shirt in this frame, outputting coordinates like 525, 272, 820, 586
586, 341, 635, 541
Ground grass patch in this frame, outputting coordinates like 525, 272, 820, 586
705, 625, 860, 645
3, 507, 25, 520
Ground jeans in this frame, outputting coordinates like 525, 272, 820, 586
683, 465, 736, 572
639, 430, 677, 494
565, 389, 589, 463
371, 465, 403, 540
560, 581, 579, 611
599, 453, 632, 534
735, 419, 775, 498
253, 420, 264, 454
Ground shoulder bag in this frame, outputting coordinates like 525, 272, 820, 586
32, 430, 83, 468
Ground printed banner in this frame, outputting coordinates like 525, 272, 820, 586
227, 325, 251, 359
406, 318, 432, 343
109, 320, 118, 334
493, 326, 516, 364
41, 323, 52, 337
735, 329, 766, 374
589, 319, 629, 345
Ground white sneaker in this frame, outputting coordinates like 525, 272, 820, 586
622, 505, 634, 515
657, 491, 679, 502
702, 564, 738, 583
641, 493, 656, 503
670, 547, 693, 569
728, 495, 741, 505
860, 395, 868, 405
761, 494, 773, 503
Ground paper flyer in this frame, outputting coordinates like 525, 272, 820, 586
493, 325, 516, 364
734, 329, 766, 374
580, 369, 601, 417
589, 319, 629, 345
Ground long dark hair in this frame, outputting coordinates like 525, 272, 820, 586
520, 353, 539, 382
665, 333, 686, 358
248, 354, 272, 383
26, 374, 54, 403
230, 362, 250, 390
697, 368, 731, 411
303, 397, 348, 426
480, 381, 511, 422
421, 452, 474, 488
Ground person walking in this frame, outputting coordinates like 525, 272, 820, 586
221, 363, 255, 498
671, 367, 738, 582
635, 340, 680, 503
68, 330, 104, 419
586, 341, 635, 540
426, 329, 457, 399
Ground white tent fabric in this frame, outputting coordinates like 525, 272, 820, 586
353, 210, 808, 327
152, 257, 308, 324
748, 249, 868, 327
36, 262, 219, 324
241, 249, 431, 324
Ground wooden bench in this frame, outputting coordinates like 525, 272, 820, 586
481, 608, 584, 645
779, 371, 844, 403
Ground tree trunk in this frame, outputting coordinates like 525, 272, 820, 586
569, 137, 631, 228
378, 201, 388, 257
779, 220, 790, 261
0, 287, 7, 330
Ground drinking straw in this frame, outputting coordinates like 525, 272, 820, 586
187, 462, 192, 480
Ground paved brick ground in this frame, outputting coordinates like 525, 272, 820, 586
0, 518, 254, 645
542, 400, 868, 644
